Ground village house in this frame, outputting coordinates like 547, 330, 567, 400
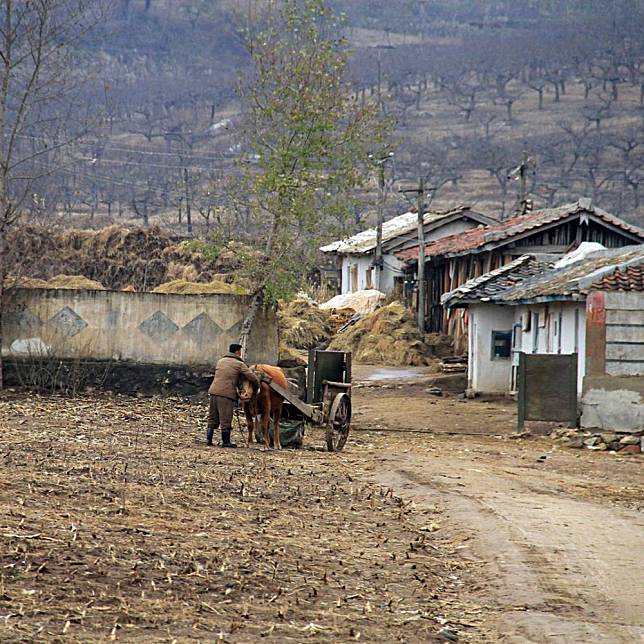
442, 244, 644, 433
395, 199, 644, 351
320, 206, 495, 296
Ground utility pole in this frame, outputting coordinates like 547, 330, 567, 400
509, 150, 534, 216
183, 167, 193, 233
370, 152, 394, 291
400, 177, 428, 333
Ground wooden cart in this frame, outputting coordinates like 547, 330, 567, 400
261, 350, 352, 451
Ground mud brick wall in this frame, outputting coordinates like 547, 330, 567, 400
2, 288, 279, 367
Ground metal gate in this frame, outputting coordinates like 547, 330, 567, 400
517, 353, 578, 431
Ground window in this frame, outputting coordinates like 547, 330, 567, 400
491, 330, 512, 360
366, 267, 374, 290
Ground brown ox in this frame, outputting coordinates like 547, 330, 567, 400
239, 364, 288, 450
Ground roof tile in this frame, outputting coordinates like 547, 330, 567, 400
396, 201, 644, 261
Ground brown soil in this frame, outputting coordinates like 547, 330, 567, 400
1, 379, 642, 642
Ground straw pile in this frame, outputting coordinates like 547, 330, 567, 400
5, 224, 250, 291
328, 302, 439, 367
278, 298, 333, 350
152, 279, 248, 295
8, 274, 105, 290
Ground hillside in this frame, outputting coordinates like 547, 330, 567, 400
18, 0, 644, 234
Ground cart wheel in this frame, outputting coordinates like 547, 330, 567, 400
326, 393, 351, 452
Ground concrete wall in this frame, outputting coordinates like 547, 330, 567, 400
2, 288, 279, 366
469, 303, 515, 392
581, 290, 644, 432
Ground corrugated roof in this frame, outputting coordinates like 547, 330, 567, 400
396, 200, 644, 261
320, 206, 478, 255
496, 245, 644, 303
441, 255, 557, 307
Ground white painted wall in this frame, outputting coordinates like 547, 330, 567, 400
338, 218, 477, 295
469, 301, 587, 394
516, 302, 586, 393
468, 303, 515, 392
341, 253, 405, 294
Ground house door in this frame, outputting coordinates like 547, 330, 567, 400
350, 265, 358, 293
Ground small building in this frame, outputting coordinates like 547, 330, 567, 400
443, 245, 644, 432
320, 207, 495, 295
396, 199, 644, 350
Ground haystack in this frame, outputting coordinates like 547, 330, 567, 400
278, 299, 333, 350
152, 280, 248, 295
328, 302, 438, 367
279, 342, 307, 367
46, 275, 105, 290
6, 274, 105, 290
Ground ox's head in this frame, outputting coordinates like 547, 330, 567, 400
239, 376, 256, 403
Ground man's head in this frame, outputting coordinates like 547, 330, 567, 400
229, 343, 243, 356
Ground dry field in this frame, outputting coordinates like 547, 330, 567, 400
0, 392, 484, 642
2, 378, 642, 642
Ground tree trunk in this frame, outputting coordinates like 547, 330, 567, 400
0, 232, 5, 389
239, 290, 264, 360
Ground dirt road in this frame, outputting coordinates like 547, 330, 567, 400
353, 369, 644, 643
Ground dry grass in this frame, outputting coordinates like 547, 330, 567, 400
152, 280, 248, 295
0, 392, 484, 642
278, 299, 333, 351
5, 225, 249, 291
329, 303, 440, 367
8, 275, 105, 290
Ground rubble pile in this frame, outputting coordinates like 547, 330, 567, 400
328, 302, 440, 367
552, 427, 642, 454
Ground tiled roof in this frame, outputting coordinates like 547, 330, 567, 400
441, 255, 557, 307
320, 206, 486, 255
496, 245, 644, 303
593, 265, 644, 291
396, 200, 644, 261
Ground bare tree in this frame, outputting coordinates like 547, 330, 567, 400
0, 0, 104, 386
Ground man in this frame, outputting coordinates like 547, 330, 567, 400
207, 343, 259, 448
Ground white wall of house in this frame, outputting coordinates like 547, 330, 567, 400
469, 301, 587, 394
341, 253, 405, 294
468, 303, 516, 393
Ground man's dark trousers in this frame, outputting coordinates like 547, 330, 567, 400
207, 395, 235, 445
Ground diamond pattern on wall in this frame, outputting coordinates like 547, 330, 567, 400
225, 319, 244, 339
182, 312, 223, 342
49, 306, 87, 337
139, 311, 179, 341
18, 310, 43, 335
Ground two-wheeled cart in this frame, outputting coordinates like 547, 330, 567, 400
260, 349, 352, 451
